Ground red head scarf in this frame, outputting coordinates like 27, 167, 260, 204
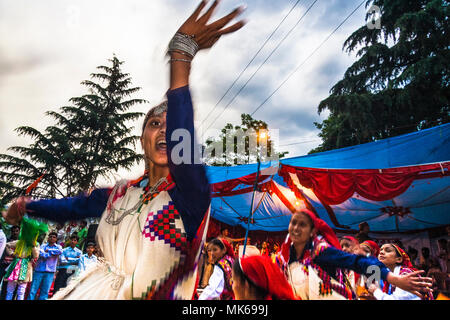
361, 240, 380, 257
391, 244, 415, 270
342, 236, 358, 245
239, 255, 297, 300
298, 209, 341, 249
280, 209, 341, 264
219, 238, 235, 259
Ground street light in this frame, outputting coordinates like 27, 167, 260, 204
242, 129, 267, 256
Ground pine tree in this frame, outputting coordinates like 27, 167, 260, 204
310, 0, 449, 153
0, 56, 147, 202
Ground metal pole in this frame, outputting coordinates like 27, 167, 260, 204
243, 153, 261, 257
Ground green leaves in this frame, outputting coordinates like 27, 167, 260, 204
312, 0, 449, 154
0, 56, 147, 202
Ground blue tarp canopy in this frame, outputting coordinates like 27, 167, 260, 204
206, 124, 450, 233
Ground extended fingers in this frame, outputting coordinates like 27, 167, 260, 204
207, 5, 246, 31
188, 0, 209, 22
217, 20, 246, 36
197, 0, 220, 24
411, 291, 424, 299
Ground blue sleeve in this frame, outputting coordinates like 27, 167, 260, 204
25, 188, 110, 224
166, 86, 211, 241
39, 246, 51, 259
49, 247, 63, 256
314, 247, 391, 281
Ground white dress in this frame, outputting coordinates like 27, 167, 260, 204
52, 181, 210, 300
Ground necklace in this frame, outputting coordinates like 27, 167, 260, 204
105, 177, 168, 225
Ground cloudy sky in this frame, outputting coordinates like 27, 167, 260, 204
0, 0, 369, 183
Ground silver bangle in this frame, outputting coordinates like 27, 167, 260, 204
169, 58, 192, 63
168, 32, 199, 58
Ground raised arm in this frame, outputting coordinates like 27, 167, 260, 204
165, 1, 245, 240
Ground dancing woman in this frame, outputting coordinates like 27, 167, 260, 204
3, 0, 245, 300
368, 243, 434, 300
276, 209, 432, 300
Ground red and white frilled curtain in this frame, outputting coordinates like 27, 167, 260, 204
278, 162, 450, 206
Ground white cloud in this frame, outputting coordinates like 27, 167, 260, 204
0, 0, 367, 184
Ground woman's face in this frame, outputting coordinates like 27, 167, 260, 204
210, 244, 226, 264
340, 239, 355, 254
140, 112, 168, 168
360, 243, 373, 257
288, 213, 314, 245
378, 244, 403, 267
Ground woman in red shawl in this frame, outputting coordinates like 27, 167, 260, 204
360, 240, 380, 258
232, 255, 296, 300
276, 209, 433, 300
198, 238, 235, 300
356, 240, 381, 299
368, 243, 434, 300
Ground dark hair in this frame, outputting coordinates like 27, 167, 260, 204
70, 234, 79, 241
232, 259, 269, 300
359, 222, 369, 230
48, 231, 58, 238
86, 242, 96, 248
209, 238, 225, 250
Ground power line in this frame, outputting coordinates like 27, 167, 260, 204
279, 138, 321, 147
250, 0, 366, 117
203, 0, 320, 133
199, 0, 304, 129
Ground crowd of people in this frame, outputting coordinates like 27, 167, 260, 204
0, 214, 448, 301
196, 222, 449, 300
0, 219, 99, 300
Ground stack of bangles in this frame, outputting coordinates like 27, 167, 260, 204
168, 32, 199, 63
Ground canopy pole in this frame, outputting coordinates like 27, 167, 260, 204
243, 156, 261, 257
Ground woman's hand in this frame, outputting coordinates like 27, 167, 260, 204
387, 270, 433, 298
169, 0, 246, 90
2, 197, 29, 226
178, 0, 246, 51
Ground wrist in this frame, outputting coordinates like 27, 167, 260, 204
386, 272, 398, 286
168, 32, 199, 59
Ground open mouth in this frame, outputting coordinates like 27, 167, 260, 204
156, 139, 167, 151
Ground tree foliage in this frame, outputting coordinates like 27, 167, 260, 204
0, 56, 147, 204
310, 0, 449, 154
204, 113, 288, 166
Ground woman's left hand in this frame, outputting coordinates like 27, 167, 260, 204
178, 0, 246, 51
387, 270, 433, 298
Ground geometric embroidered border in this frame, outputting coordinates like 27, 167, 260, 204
142, 201, 187, 253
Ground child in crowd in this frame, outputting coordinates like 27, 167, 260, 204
3, 238, 40, 300
78, 242, 97, 273
199, 238, 235, 300
28, 232, 62, 300
53, 234, 82, 294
